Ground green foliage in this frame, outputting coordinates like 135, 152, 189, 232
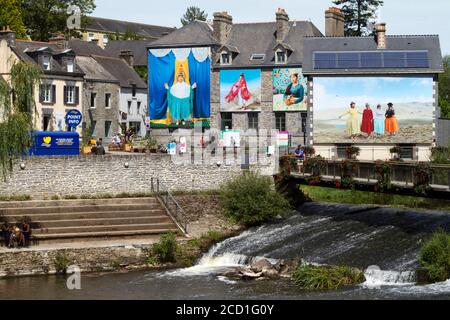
219, 171, 290, 227
374, 160, 391, 192
134, 66, 148, 81
339, 160, 357, 189
54, 251, 72, 274
21, 0, 96, 41
439, 55, 450, 118
304, 156, 327, 185
152, 232, 178, 263
345, 146, 361, 159
293, 264, 365, 290
0, 0, 27, 39
333, 0, 384, 36
0, 194, 32, 201
419, 230, 450, 283
0, 62, 42, 180
413, 162, 432, 194
181, 6, 208, 26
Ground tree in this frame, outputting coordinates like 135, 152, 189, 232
439, 55, 450, 118
0, 62, 42, 180
181, 6, 207, 26
0, 0, 27, 39
21, 0, 96, 41
333, 0, 384, 36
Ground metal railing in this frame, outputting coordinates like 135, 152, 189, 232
151, 177, 188, 234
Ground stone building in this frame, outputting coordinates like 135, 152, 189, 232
0, 29, 84, 134
80, 17, 175, 48
148, 8, 325, 147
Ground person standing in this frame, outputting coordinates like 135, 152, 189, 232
385, 103, 399, 136
361, 103, 374, 138
339, 102, 362, 140
374, 105, 385, 136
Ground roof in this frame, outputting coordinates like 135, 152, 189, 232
86, 17, 175, 39
219, 21, 323, 68
104, 40, 149, 66
68, 39, 106, 57
92, 55, 147, 89
75, 56, 118, 83
13, 40, 84, 76
302, 35, 444, 75
148, 21, 218, 48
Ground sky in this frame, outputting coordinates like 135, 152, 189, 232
93, 0, 450, 55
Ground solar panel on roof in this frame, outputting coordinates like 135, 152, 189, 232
360, 52, 383, 68
314, 52, 337, 69
406, 52, 430, 68
337, 53, 359, 68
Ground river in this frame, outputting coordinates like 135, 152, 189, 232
1, 203, 449, 300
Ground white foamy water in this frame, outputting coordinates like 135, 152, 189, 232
362, 267, 416, 288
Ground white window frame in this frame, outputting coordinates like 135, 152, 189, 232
43, 55, 50, 70
103, 35, 109, 46
275, 49, 287, 64
88, 33, 95, 41
127, 100, 132, 115
220, 51, 232, 65
67, 86, 75, 104
250, 53, 266, 61
43, 84, 52, 103
67, 58, 74, 73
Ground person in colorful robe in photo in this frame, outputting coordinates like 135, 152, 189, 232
339, 102, 362, 140
284, 73, 305, 107
164, 72, 197, 125
374, 104, 385, 136
225, 73, 252, 109
361, 103, 374, 137
385, 103, 399, 136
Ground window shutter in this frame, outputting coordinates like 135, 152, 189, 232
52, 85, 56, 104
75, 87, 80, 105
63, 86, 68, 105
39, 85, 44, 103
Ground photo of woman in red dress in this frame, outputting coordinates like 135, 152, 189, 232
361, 103, 374, 138
225, 73, 252, 109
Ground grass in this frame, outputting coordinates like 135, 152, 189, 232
0, 195, 32, 202
419, 230, 450, 283
301, 185, 450, 212
293, 264, 365, 290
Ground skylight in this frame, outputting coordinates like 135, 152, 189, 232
250, 54, 266, 61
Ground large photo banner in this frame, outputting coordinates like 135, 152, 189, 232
313, 77, 434, 144
220, 69, 261, 112
149, 47, 211, 127
273, 68, 308, 112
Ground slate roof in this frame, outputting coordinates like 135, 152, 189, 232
76, 56, 118, 83
148, 21, 218, 48
104, 40, 150, 66
86, 17, 175, 40
68, 39, 106, 57
13, 41, 84, 77
92, 55, 147, 89
302, 35, 444, 75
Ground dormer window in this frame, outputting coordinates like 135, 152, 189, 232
220, 51, 231, 65
250, 54, 266, 61
67, 58, 74, 73
43, 55, 50, 70
276, 50, 287, 64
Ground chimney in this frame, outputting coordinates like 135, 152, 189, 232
375, 23, 387, 49
276, 8, 290, 42
0, 26, 16, 46
325, 7, 345, 37
213, 11, 233, 44
120, 50, 134, 67
49, 33, 67, 49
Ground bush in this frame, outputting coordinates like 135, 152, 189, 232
54, 251, 72, 274
219, 171, 290, 226
152, 232, 178, 263
419, 230, 450, 283
293, 264, 365, 290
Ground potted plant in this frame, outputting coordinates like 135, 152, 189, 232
345, 146, 361, 160
146, 136, 158, 154
124, 142, 133, 152
80, 143, 92, 155
390, 146, 401, 161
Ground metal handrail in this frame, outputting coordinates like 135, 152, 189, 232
151, 177, 188, 234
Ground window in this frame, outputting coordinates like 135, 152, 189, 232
220, 51, 231, 65
127, 101, 132, 115
90, 92, 96, 108
64, 86, 79, 105
43, 55, 50, 70
43, 115, 51, 131
132, 84, 137, 97
221, 113, 233, 131
41, 84, 52, 103
67, 86, 75, 104
130, 122, 141, 135
105, 121, 112, 138
67, 58, 74, 73
248, 113, 259, 130
103, 35, 109, 46
88, 33, 95, 41
105, 93, 111, 108
250, 54, 266, 61
275, 112, 286, 132
137, 101, 141, 114
276, 50, 287, 64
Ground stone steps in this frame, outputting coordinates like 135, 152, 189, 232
0, 197, 183, 243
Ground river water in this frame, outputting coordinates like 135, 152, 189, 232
1, 203, 449, 300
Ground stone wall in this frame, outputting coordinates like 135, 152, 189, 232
0, 154, 243, 199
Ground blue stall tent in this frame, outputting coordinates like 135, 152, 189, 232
30, 132, 80, 156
